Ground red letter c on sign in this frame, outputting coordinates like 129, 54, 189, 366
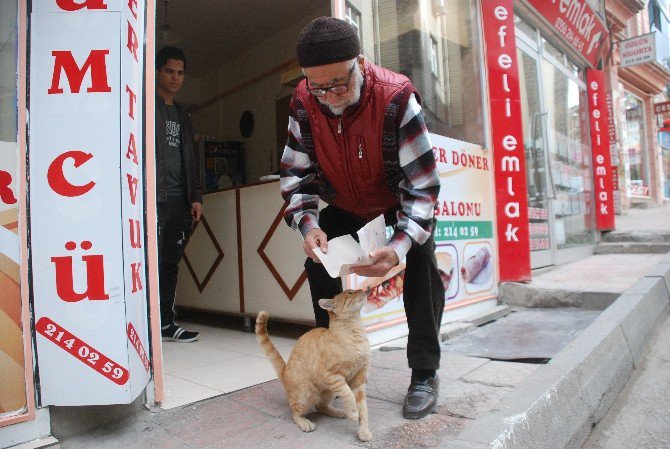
56, 0, 108, 11
47, 151, 96, 197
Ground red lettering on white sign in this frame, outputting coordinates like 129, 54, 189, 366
130, 262, 143, 293
129, 219, 142, 249
127, 323, 149, 372
47, 151, 96, 197
36, 317, 129, 385
51, 241, 110, 302
125, 85, 137, 119
48, 50, 112, 94
56, 0, 108, 11
126, 174, 139, 205
0, 171, 17, 205
126, 21, 139, 62
127, 0, 138, 19
126, 133, 138, 164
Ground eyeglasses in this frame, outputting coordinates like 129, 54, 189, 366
307, 64, 356, 97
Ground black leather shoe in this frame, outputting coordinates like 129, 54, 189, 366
403, 375, 439, 419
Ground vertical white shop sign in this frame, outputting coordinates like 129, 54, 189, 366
121, 0, 151, 400
29, 3, 149, 405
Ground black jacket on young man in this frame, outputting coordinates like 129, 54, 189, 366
155, 95, 203, 205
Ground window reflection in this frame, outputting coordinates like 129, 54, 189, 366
622, 93, 649, 195
542, 59, 594, 248
0, 1, 18, 141
372, 0, 485, 146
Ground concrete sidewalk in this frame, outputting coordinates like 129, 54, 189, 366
51, 257, 668, 448
50, 206, 670, 449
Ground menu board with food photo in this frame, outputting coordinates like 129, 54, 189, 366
346, 134, 499, 328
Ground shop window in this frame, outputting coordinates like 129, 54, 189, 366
514, 13, 537, 44
0, 3, 18, 142
541, 59, 595, 248
373, 0, 485, 146
0, 0, 28, 419
541, 36, 565, 64
345, 2, 362, 42
622, 92, 650, 195
347, 0, 379, 62
430, 36, 439, 77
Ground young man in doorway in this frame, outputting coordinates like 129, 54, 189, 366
280, 18, 444, 419
155, 46, 203, 342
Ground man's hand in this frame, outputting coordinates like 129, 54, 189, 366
352, 246, 400, 278
191, 202, 202, 222
304, 228, 328, 263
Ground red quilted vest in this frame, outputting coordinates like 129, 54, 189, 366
294, 62, 418, 222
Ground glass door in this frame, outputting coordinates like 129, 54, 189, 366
517, 41, 556, 268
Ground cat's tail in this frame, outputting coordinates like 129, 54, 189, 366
255, 311, 286, 379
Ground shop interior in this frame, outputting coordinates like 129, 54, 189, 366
153, 0, 490, 409
155, 0, 330, 409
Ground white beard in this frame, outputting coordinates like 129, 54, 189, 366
319, 67, 364, 116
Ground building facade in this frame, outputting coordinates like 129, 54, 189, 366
4, 0, 668, 445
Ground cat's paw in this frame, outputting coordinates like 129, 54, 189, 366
294, 417, 316, 432
346, 409, 359, 422
358, 428, 373, 442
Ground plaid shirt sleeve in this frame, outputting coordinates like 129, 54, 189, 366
387, 94, 440, 262
279, 107, 321, 238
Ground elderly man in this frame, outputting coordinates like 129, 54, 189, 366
280, 17, 445, 419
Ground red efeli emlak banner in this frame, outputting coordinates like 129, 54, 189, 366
586, 69, 616, 230
481, 0, 531, 282
525, 0, 608, 68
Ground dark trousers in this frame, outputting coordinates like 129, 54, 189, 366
304, 206, 445, 370
157, 196, 191, 327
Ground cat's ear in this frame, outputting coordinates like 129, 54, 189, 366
318, 297, 335, 311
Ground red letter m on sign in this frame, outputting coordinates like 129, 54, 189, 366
48, 50, 112, 94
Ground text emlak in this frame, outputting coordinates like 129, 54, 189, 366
312, 214, 387, 278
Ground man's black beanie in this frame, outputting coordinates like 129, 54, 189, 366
296, 17, 361, 67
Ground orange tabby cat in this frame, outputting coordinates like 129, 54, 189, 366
255, 289, 372, 442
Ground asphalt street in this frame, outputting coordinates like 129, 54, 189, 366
582, 313, 670, 449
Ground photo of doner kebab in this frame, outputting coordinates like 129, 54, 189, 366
461, 247, 491, 284
436, 252, 454, 294
360, 263, 405, 312
361, 252, 455, 312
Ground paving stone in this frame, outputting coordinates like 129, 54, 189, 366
157, 398, 270, 448
459, 305, 511, 327
459, 361, 540, 388
440, 322, 475, 341
227, 379, 291, 419
366, 365, 410, 405
63, 416, 191, 449
200, 413, 362, 449
370, 347, 407, 372
307, 397, 409, 446
438, 380, 513, 420
439, 355, 490, 381
363, 413, 467, 449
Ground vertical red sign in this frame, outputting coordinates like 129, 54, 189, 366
586, 69, 615, 230
481, 0, 531, 282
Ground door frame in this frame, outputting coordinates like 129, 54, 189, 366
516, 38, 558, 268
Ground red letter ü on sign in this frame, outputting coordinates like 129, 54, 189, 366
48, 50, 112, 94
